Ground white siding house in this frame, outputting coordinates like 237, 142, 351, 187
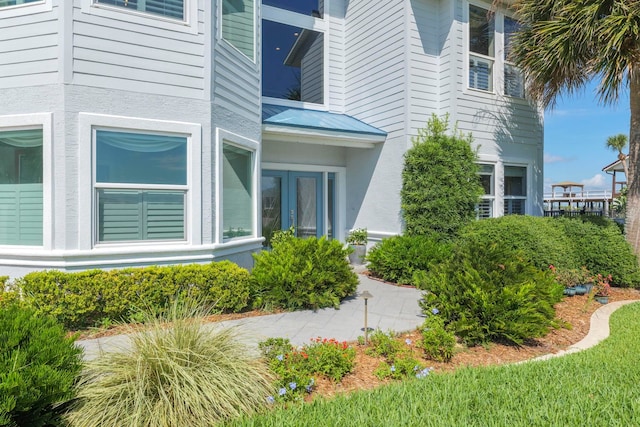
0, 0, 542, 278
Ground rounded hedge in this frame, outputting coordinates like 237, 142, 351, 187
0, 305, 83, 427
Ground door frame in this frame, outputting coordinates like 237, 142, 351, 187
261, 163, 346, 241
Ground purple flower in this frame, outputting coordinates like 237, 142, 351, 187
390, 365, 396, 372
276, 354, 284, 361
289, 382, 297, 390
305, 385, 313, 393
278, 387, 287, 396
431, 308, 440, 315
266, 396, 275, 404
405, 338, 412, 345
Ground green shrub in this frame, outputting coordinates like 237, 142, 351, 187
419, 314, 456, 362
0, 305, 83, 427
366, 235, 452, 285
66, 302, 273, 427
457, 215, 579, 270
416, 242, 564, 346
555, 217, 640, 287
17, 261, 252, 329
401, 114, 483, 237
365, 329, 404, 359
251, 236, 358, 310
305, 337, 356, 382
373, 354, 427, 381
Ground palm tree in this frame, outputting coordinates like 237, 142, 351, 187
606, 133, 629, 181
508, 0, 640, 254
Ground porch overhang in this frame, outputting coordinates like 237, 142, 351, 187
262, 104, 387, 149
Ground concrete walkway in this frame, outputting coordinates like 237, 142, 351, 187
77, 272, 639, 362
78, 273, 425, 360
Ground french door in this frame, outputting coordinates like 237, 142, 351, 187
262, 170, 334, 245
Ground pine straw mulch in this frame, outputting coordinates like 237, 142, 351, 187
310, 286, 640, 399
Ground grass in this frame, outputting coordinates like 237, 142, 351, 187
226, 302, 640, 426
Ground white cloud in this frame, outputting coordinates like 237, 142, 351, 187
544, 153, 568, 164
581, 174, 608, 190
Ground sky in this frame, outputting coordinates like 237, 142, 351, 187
543, 79, 630, 195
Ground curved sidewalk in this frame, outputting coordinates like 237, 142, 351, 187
78, 274, 425, 360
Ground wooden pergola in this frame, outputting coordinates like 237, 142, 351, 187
551, 181, 584, 198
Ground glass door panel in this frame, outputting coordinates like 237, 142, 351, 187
261, 174, 284, 246
295, 176, 318, 238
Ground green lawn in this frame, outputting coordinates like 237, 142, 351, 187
227, 302, 640, 426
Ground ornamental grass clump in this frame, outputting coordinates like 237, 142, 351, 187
66, 301, 273, 427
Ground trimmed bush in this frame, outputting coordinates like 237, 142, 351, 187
457, 215, 579, 270
555, 217, 640, 287
366, 235, 452, 285
66, 302, 273, 427
416, 242, 564, 346
17, 261, 252, 329
401, 114, 483, 237
251, 235, 358, 310
0, 305, 83, 427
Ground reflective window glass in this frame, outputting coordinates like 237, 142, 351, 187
222, 0, 255, 60
262, 0, 322, 17
96, 0, 184, 19
469, 5, 494, 57
223, 143, 253, 239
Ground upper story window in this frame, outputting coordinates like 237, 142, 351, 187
0, 0, 41, 7
504, 16, 524, 98
263, 0, 323, 17
262, 19, 324, 104
469, 5, 494, 92
222, 0, 255, 60
95, 0, 184, 20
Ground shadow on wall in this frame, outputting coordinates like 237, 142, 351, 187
345, 143, 385, 229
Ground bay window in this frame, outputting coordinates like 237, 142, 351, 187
222, 143, 254, 240
0, 128, 43, 246
95, 130, 187, 243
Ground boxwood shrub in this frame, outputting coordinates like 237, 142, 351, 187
251, 235, 358, 310
0, 305, 83, 427
555, 217, 640, 287
366, 234, 452, 286
16, 261, 252, 329
457, 215, 579, 270
416, 242, 564, 346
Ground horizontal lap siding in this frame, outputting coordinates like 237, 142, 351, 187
344, 0, 405, 134
0, 6, 58, 88
213, 45, 260, 124
327, 1, 345, 111
72, 1, 205, 99
408, 0, 439, 135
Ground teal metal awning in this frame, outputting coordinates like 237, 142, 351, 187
262, 104, 386, 148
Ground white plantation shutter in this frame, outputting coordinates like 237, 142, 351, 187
96, 0, 184, 20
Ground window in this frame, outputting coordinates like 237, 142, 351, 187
95, 130, 188, 243
95, 0, 184, 20
262, 20, 324, 104
504, 16, 524, 98
504, 166, 526, 215
263, 0, 322, 17
469, 5, 494, 92
0, 129, 43, 246
0, 0, 41, 7
222, 0, 255, 60
223, 143, 254, 240
477, 164, 494, 219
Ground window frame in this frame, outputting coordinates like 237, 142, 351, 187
503, 164, 528, 215
82, 0, 198, 34
467, 3, 495, 93
215, 128, 259, 244
477, 163, 495, 219
0, 0, 51, 18
78, 113, 201, 250
0, 113, 52, 249
503, 15, 525, 98
219, 0, 257, 62
262, 3, 328, 108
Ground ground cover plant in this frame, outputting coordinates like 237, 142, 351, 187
365, 235, 451, 285
251, 233, 358, 310
66, 301, 273, 427
0, 305, 83, 427
415, 242, 564, 346
225, 302, 640, 426
259, 337, 356, 403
